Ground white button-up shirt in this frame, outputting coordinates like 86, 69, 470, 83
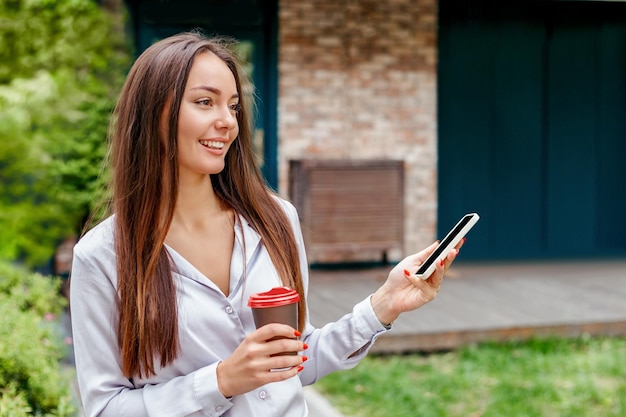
70, 198, 389, 417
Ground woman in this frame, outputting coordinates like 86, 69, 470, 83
70, 32, 461, 417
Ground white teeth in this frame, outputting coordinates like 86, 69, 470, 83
200, 140, 224, 149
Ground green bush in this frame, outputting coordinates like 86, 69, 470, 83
0, 384, 32, 416
0, 261, 74, 417
0, 262, 66, 316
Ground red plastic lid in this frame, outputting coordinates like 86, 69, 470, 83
248, 287, 301, 308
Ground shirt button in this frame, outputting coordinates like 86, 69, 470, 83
259, 390, 267, 400
215, 405, 224, 412
225, 306, 234, 314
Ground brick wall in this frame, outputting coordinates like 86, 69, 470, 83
278, 0, 438, 258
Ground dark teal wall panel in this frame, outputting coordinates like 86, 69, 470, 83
439, 16, 547, 259
596, 23, 626, 252
438, 22, 495, 258
439, 0, 626, 260
546, 24, 598, 255
491, 21, 544, 257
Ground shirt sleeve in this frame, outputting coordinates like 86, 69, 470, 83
297, 297, 390, 386
70, 225, 233, 417
277, 199, 391, 386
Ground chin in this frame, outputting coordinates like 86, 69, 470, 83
205, 164, 226, 175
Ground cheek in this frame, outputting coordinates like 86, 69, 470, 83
177, 121, 193, 142
231, 124, 240, 140
177, 109, 197, 137
178, 120, 207, 151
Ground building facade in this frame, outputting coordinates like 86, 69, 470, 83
124, 0, 626, 263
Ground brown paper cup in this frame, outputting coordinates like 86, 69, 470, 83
248, 287, 300, 356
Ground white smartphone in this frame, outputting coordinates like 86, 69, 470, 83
414, 212, 480, 280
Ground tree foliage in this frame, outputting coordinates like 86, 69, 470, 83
0, 0, 131, 267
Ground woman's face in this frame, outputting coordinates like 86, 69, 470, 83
176, 51, 240, 178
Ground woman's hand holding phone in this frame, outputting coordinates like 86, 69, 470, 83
369, 213, 479, 326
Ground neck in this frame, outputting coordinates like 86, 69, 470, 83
172, 173, 227, 232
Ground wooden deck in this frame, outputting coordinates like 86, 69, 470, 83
306, 259, 626, 353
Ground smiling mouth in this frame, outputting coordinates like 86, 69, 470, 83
199, 140, 225, 150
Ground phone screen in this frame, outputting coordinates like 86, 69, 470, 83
416, 214, 475, 275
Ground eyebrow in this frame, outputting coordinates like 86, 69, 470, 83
189, 85, 239, 99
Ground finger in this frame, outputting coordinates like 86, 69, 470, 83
442, 247, 460, 272
405, 272, 439, 301
454, 236, 467, 250
404, 270, 433, 290
265, 363, 305, 383
266, 352, 308, 370
412, 241, 439, 267
242, 347, 304, 376
427, 259, 445, 288
252, 323, 299, 342
265, 337, 307, 357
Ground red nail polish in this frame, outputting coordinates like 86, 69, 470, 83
302, 356, 308, 362
403, 269, 411, 276
462, 237, 467, 243
303, 343, 308, 350
439, 259, 445, 267
297, 365, 304, 372
294, 330, 302, 337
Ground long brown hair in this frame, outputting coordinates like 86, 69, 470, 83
110, 32, 305, 379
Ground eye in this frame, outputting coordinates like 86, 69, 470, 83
195, 98, 213, 107
229, 103, 242, 114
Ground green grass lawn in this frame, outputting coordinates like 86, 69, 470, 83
315, 336, 626, 417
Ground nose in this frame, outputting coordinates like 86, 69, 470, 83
215, 106, 237, 130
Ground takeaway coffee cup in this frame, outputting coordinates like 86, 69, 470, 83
248, 287, 300, 356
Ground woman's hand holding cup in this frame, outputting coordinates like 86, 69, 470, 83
216, 287, 307, 398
